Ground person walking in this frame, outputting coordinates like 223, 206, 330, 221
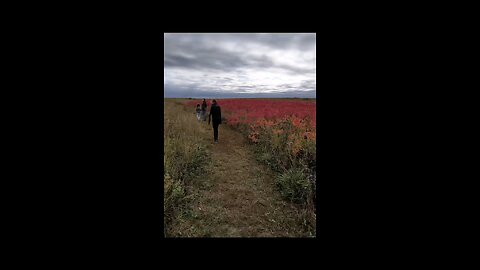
208, 99, 222, 143
195, 103, 201, 121
201, 99, 208, 122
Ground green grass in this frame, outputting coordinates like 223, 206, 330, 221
276, 168, 311, 204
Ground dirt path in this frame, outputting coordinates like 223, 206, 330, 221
171, 107, 305, 237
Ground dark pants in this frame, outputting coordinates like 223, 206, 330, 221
213, 122, 219, 141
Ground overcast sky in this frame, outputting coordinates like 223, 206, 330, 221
164, 33, 316, 98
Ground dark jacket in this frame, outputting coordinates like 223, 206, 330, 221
209, 104, 222, 124
201, 101, 207, 112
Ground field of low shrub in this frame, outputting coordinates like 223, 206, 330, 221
184, 98, 317, 234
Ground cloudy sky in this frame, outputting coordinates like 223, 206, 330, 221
164, 33, 316, 98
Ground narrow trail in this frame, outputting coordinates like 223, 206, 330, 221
171, 105, 305, 237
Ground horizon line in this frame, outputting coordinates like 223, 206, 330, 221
164, 97, 316, 99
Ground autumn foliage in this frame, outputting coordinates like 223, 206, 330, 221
186, 98, 316, 143
184, 98, 316, 233
186, 99, 315, 183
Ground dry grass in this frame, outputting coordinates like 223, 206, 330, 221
164, 100, 210, 236
164, 99, 315, 237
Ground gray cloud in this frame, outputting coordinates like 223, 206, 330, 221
164, 46, 250, 71
251, 33, 316, 50
164, 33, 316, 98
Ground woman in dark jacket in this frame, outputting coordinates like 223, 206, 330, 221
208, 99, 221, 143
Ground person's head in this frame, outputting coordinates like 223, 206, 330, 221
212, 99, 217, 104
202, 98, 206, 102
196, 103, 200, 107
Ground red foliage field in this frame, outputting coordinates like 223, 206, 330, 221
185, 99, 316, 142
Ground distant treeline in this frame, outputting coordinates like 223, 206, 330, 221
179, 97, 316, 100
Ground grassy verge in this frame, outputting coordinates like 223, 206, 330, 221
164, 99, 209, 237
252, 119, 317, 236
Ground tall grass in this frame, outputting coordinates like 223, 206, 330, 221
252, 118, 317, 236
164, 100, 208, 237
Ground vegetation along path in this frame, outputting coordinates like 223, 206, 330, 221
170, 102, 307, 237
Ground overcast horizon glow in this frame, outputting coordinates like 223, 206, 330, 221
164, 33, 316, 98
